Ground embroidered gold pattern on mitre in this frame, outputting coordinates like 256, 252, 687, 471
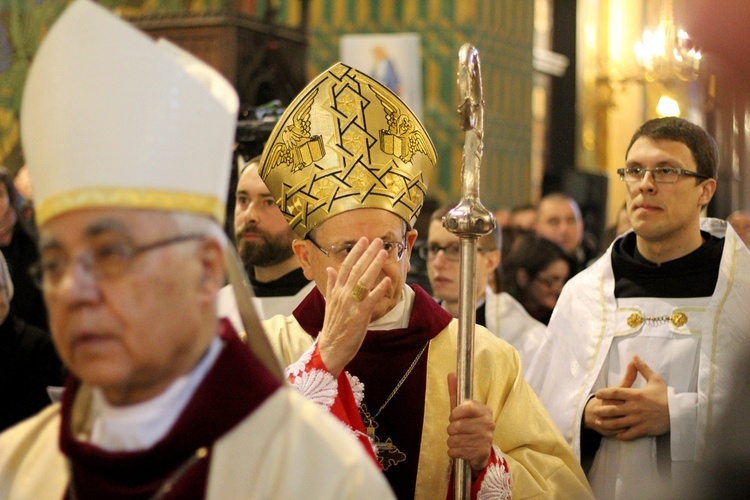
627, 311, 689, 328
384, 172, 403, 194
343, 129, 365, 156
260, 62, 437, 238
348, 168, 369, 191
312, 178, 336, 200
373, 87, 437, 165
263, 88, 325, 174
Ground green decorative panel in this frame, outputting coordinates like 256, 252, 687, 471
0, 0, 68, 171
279, 0, 534, 210
1, 0, 234, 171
100, 0, 228, 18
0, 0, 289, 171
2, 0, 533, 211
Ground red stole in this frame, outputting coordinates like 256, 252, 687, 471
293, 285, 452, 498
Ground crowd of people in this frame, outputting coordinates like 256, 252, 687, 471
1, 1, 750, 498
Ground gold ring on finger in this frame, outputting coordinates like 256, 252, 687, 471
351, 283, 369, 302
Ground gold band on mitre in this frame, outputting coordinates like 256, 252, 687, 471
35, 188, 226, 227
260, 63, 437, 237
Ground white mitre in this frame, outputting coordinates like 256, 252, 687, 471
21, 0, 239, 225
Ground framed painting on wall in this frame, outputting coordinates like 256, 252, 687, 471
340, 33, 422, 119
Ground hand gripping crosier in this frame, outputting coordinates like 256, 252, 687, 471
444, 44, 496, 499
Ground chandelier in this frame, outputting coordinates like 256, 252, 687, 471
633, 0, 701, 82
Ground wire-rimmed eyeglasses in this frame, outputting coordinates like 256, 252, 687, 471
418, 242, 491, 262
306, 235, 407, 265
617, 167, 710, 184
32, 233, 205, 288
533, 274, 567, 289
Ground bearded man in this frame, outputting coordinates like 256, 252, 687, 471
218, 157, 313, 325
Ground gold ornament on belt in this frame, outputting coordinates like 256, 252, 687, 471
626, 311, 688, 328
260, 63, 437, 237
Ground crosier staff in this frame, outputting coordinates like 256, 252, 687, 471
445, 44, 496, 499
225, 246, 284, 379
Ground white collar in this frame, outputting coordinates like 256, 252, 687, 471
369, 284, 414, 330
88, 335, 223, 452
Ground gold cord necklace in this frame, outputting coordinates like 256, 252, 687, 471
360, 341, 428, 470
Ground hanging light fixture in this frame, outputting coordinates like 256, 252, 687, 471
633, 0, 701, 82
656, 94, 681, 116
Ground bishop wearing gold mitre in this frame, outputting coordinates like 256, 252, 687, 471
259, 62, 593, 499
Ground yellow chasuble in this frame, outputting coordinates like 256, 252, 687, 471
264, 303, 592, 499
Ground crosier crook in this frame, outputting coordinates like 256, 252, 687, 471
444, 44, 496, 500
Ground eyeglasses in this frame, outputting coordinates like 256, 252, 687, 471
418, 242, 491, 262
306, 235, 407, 265
533, 275, 567, 289
33, 233, 205, 288
617, 167, 710, 184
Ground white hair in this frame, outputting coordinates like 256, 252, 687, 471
169, 211, 229, 250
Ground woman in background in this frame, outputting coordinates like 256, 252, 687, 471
0, 166, 47, 330
424, 204, 547, 374
0, 251, 64, 431
501, 234, 571, 325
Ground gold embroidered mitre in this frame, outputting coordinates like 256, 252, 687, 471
259, 63, 437, 237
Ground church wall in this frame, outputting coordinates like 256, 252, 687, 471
280, 0, 535, 210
